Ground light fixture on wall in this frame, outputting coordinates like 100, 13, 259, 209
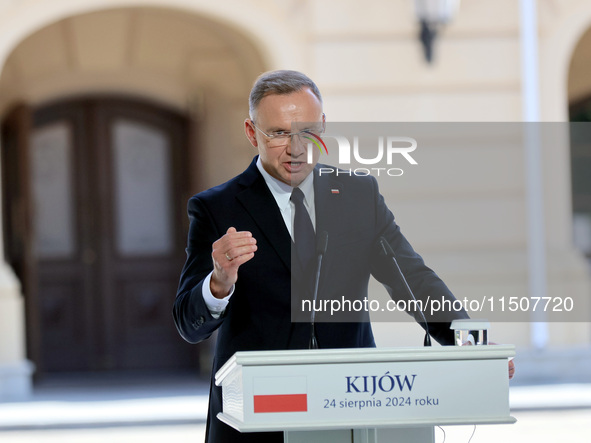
414, 0, 461, 63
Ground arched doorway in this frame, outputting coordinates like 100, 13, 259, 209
0, 6, 267, 376
4, 97, 192, 372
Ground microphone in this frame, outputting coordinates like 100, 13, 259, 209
309, 231, 328, 349
379, 237, 432, 347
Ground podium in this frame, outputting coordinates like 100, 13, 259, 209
215, 346, 516, 443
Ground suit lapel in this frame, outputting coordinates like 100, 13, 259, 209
236, 160, 291, 272
313, 167, 343, 296
314, 167, 342, 239
234, 161, 342, 281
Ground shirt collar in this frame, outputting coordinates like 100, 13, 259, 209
256, 157, 315, 209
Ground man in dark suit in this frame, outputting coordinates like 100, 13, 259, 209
173, 70, 478, 443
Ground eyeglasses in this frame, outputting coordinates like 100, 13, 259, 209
251, 117, 325, 149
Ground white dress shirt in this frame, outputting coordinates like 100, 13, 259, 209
202, 158, 315, 316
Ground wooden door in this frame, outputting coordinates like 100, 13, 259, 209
9, 97, 197, 373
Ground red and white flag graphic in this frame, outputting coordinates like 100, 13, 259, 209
253, 376, 308, 413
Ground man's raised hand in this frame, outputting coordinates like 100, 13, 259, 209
210, 227, 257, 298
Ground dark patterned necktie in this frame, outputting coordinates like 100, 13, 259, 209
291, 187, 315, 271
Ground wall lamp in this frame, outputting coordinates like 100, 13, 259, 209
414, 0, 461, 63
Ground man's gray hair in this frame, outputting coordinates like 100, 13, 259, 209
249, 70, 323, 120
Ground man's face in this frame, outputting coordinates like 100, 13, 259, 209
245, 88, 324, 187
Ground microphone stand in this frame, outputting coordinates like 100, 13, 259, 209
379, 237, 432, 347
309, 231, 328, 349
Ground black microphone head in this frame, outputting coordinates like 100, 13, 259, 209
317, 231, 328, 255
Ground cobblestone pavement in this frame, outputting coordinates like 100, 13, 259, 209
1, 409, 590, 443
1, 372, 590, 443
0, 424, 206, 443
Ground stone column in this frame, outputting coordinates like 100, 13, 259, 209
0, 262, 33, 400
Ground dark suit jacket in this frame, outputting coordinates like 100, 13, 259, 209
173, 157, 468, 443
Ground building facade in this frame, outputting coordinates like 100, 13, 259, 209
1, 0, 591, 398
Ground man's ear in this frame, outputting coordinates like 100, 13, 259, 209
244, 119, 258, 148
